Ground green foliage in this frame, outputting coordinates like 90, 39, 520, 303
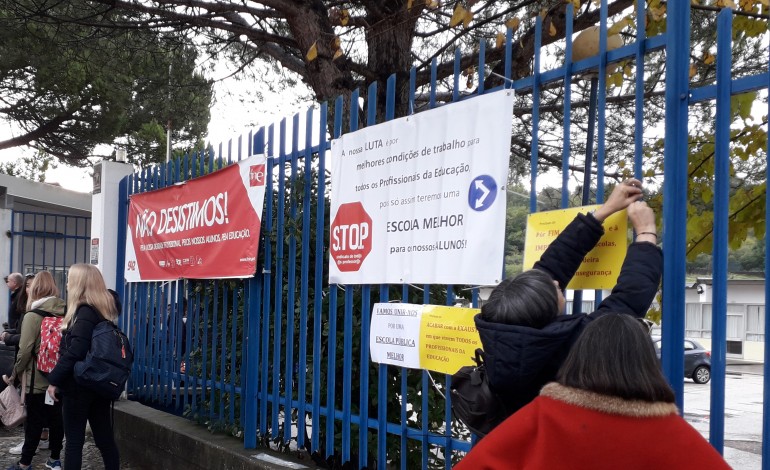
685, 96, 767, 260
0, 0, 213, 166
179, 278, 246, 439
0, 151, 57, 182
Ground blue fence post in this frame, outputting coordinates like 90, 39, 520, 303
759, 16, 770, 466
296, 106, 314, 452
244, 128, 266, 449
311, 102, 328, 454
661, 0, 689, 407
710, 8, 733, 454
284, 113, 300, 445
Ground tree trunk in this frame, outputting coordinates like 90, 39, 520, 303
364, 4, 422, 121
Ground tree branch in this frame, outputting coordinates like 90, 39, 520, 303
0, 110, 76, 151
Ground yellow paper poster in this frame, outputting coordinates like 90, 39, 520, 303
522, 205, 627, 290
419, 305, 481, 375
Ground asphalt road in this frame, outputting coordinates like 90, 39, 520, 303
684, 365, 766, 470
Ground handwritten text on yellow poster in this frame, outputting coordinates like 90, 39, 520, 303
419, 305, 482, 375
522, 205, 627, 290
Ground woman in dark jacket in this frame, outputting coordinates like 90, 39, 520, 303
46, 264, 120, 470
475, 179, 662, 420
1, 274, 35, 348
5, 271, 65, 470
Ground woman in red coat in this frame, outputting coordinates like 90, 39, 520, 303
455, 314, 730, 470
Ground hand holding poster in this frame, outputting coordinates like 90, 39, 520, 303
124, 155, 267, 282
522, 205, 628, 290
329, 90, 515, 285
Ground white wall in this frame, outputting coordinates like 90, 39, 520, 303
0, 208, 12, 324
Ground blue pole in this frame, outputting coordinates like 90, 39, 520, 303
710, 8, 732, 454
763, 32, 770, 466
661, 0, 690, 407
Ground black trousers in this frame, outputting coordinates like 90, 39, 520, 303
21, 392, 64, 466
61, 385, 119, 470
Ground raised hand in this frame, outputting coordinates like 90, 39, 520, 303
592, 179, 643, 222
628, 201, 657, 244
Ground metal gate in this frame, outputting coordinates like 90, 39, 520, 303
8, 210, 92, 294
117, 2, 770, 469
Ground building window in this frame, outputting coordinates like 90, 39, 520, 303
727, 304, 745, 341
685, 303, 711, 338
747, 305, 765, 342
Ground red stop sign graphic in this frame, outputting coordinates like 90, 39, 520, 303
330, 202, 373, 272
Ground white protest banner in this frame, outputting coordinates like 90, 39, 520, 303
329, 90, 515, 285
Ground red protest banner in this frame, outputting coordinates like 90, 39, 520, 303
124, 155, 267, 281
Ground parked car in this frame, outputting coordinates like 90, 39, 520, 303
651, 336, 712, 384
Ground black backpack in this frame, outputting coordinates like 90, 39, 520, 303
74, 321, 134, 400
450, 348, 507, 437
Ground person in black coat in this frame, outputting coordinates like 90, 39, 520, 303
476, 178, 662, 418
46, 264, 121, 470
2, 274, 35, 348
4, 273, 24, 332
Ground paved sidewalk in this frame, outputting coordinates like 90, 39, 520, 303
0, 424, 136, 469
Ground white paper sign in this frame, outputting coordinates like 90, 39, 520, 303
369, 303, 423, 369
329, 90, 515, 285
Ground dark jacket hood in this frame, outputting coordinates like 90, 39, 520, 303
475, 313, 590, 413
108, 289, 122, 317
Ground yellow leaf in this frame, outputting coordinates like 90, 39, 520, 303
759, 0, 769, 6
463, 10, 473, 28
703, 52, 715, 65
306, 42, 318, 62
570, 0, 581, 10
505, 17, 521, 32
495, 32, 505, 49
333, 49, 344, 61
340, 9, 350, 26
425, 0, 439, 8
608, 72, 623, 88
608, 17, 632, 36
691, 0, 699, 4
407, 0, 414, 9
689, 63, 697, 79
539, 8, 548, 19
549, 21, 557, 36
624, 65, 633, 77
650, 5, 666, 20
450, 4, 466, 27
331, 36, 341, 50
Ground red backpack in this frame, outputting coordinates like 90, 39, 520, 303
37, 315, 63, 374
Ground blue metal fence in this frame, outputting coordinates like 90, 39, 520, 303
116, 2, 770, 468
